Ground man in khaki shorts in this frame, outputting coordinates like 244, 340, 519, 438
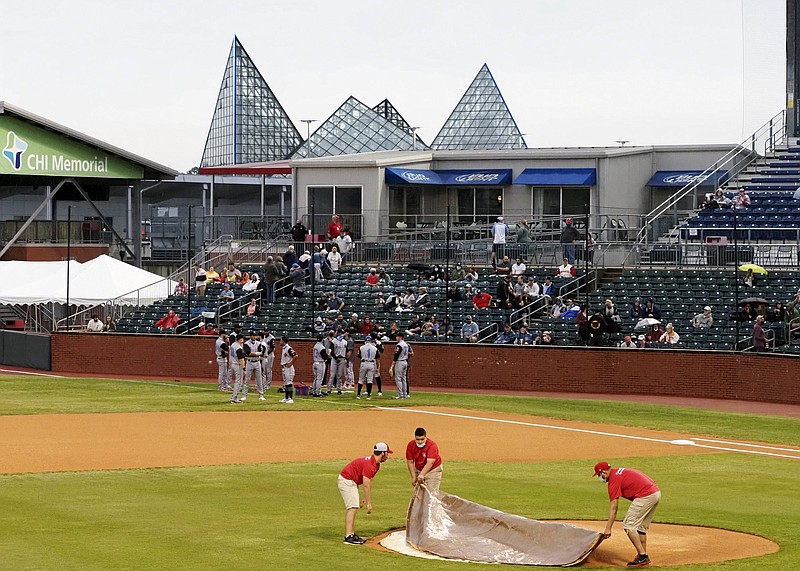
337, 442, 392, 545
594, 462, 661, 567
405, 427, 443, 493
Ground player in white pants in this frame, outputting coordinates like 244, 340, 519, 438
356, 336, 376, 400
243, 331, 264, 401
328, 334, 348, 394
390, 332, 413, 399
311, 335, 328, 397
215, 332, 230, 390
280, 336, 297, 403
260, 329, 276, 390
229, 334, 246, 403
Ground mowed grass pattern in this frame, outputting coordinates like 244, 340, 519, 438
0, 374, 798, 569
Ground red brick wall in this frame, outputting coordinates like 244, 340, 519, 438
51, 334, 800, 405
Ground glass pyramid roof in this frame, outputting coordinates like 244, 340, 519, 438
372, 99, 427, 149
201, 37, 303, 167
292, 96, 419, 158
431, 64, 527, 151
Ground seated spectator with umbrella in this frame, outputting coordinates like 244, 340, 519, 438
739, 263, 766, 289
738, 298, 766, 321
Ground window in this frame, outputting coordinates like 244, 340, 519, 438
453, 187, 503, 224
307, 185, 363, 238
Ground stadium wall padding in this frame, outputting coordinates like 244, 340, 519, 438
1, 330, 51, 370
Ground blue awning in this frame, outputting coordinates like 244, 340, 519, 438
646, 170, 728, 187
385, 168, 512, 186
512, 168, 596, 186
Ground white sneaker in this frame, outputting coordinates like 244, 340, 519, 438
279, 398, 287, 403
377, 392, 382, 396
258, 395, 266, 401
240, 396, 247, 401
285, 398, 294, 404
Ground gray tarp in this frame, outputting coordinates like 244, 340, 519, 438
406, 486, 602, 566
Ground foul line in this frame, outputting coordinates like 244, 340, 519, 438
376, 407, 800, 461
0, 369, 64, 378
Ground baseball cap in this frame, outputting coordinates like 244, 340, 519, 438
352, 313, 358, 318
566, 217, 573, 224
374, 442, 393, 454
704, 306, 711, 311
365, 335, 373, 340
497, 216, 504, 221
593, 461, 610, 476
291, 263, 300, 268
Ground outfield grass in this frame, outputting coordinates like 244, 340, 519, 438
0, 374, 798, 569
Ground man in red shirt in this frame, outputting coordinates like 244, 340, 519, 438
338, 442, 392, 545
472, 290, 492, 311
594, 462, 661, 567
405, 427, 443, 493
327, 215, 342, 241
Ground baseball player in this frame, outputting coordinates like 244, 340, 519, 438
279, 335, 297, 404
356, 336, 377, 400
243, 330, 264, 401
260, 327, 277, 390
311, 335, 329, 397
322, 330, 335, 392
389, 332, 413, 399
373, 338, 384, 396
343, 330, 356, 390
328, 333, 348, 395
215, 331, 231, 390
338, 442, 393, 545
229, 334, 246, 404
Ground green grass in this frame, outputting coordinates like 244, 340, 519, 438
0, 373, 798, 569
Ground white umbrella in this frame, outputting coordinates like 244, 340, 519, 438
634, 317, 661, 330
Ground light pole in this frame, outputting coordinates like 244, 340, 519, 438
411, 127, 421, 151
300, 119, 317, 155
616, 140, 629, 147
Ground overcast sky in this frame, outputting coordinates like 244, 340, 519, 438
1, 0, 787, 172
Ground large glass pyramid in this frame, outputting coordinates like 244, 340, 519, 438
431, 64, 527, 151
372, 99, 427, 149
292, 96, 419, 158
201, 37, 303, 167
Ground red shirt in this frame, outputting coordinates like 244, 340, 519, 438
340, 455, 381, 485
473, 293, 492, 308
366, 273, 379, 285
607, 467, 659, 501
327, 221, 342, 239
405, 439, 442, 472
360, 322, 374, 335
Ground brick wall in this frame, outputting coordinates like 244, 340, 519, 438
51, 333, 800, 405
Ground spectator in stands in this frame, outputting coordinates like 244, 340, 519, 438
636, 334, 647, 348
495, 322, 517, 344
86, 314, 104, 333
174, 277, 189, 296
224, 262, 241, 284
587, 310, 606, 346
618, 334, 637, 349
291, 219, 308, 246
516, 219, 531, 253
384, 290, 403, 312
446, 284, 464, 303
514, 275, 528, 305
702, 193, 719, 210
243, 273, 259, 293
360, 315, 375, 337
366, 268, 380, 287
298, 250, 311, 270
245, 298, 258, 316
785, 302, 800, 334
752, 315, 767, 352
551, 297, 567, 318
658, 323, 680, 345
378, 269, 393, 288
239, 272, 251, 288
511, 257, 526, 277
734, 188, 751, 209
405, 314, 423, 338
283, 245, 298, 269
346, 313, 361, 335
560, 218, 582, 264
194, 262, 207, 296
429, 265, 447, 282
490, 216, 510, 260
524, 277, 540, 299
155, 309, 181, 330
739, 302, 758, 321
644, 323, 664, 347
402, 288, 416, 309
450, 263, 466, 282
644, 298, 662, 320
197, 322, 218, 336
714, 189, 730, 208
585, 232, 595, 265
219, 283, 235, 302
463, 283, 475, 300
205, 266, 221, 283
464, 266, 479, 282
515, 324, 534, 345
103, 315, 116, 332
461, 315, 479, 342
261, 256, 280, 304
601, 299, 621, 332
472, 289, 492, 311
767, 302, 787, 323
629, 297, 647, 320
494, 255, 512, 276
561, 299, 581, 319
496, 275, 515, 309
327, 215, 342, 242
327, 292, 345, 312
334, 230, 352, 262
327, 245, 343, 272
415, 286, 431, 307
691, 306, 714, 329
743, 268, 758, 288
577, 306, 589, 344
439, 317, 454, 340
542, 277, 555, 304
556, 257, 575, 278
537, 330, 554, 346
313, 316, 326, 334
421, 316, 436, 338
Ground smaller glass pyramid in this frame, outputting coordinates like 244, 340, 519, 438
292, 96, 419, 158
431, 64, 527, 151
372, 99, 427, 149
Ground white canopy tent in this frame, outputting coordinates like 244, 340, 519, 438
0, 255, 177, 306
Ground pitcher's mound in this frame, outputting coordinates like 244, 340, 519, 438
375, 521, 778, 567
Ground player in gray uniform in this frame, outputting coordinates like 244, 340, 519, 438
243, 330, 264, 401
311, 335, 329, 397
260, 328, 276, 390
215, 331, 231, 390
279, 335, 297, 404
343, 330, 356, 390
373, 338, 385, 397
356, 335, 377, 400
328, 333, 348, 395
389, 332, 413, 399
322, 330, 335, 393
229, 334, 246, 403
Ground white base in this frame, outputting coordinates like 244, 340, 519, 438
379, 530, 488, 564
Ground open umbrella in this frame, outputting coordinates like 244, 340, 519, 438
634, 317, 661, 330
738, 263, 768, 275
738, 297, 768, 306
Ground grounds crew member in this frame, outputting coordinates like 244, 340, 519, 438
338, 442, 392, 545
405, 427, 443, 493
594, 461, 661, 567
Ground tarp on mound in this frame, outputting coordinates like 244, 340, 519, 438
406, 485, 602, 566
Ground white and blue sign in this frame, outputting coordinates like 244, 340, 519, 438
647, 170, 728, 187
385, 167, 512, 186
